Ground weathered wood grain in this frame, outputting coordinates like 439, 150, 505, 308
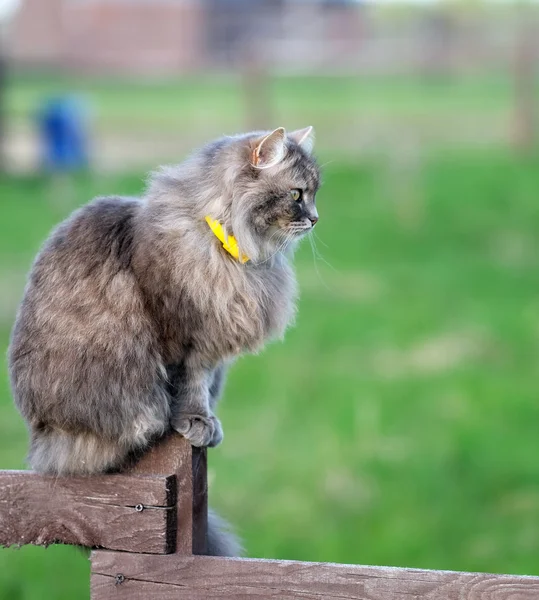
91, 552, 539, 600
129, 433, 207, 555
0, 471, 175, 554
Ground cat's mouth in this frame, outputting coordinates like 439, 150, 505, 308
283, 221, 314, 238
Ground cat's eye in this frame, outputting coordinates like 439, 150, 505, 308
290, 189, 302, 202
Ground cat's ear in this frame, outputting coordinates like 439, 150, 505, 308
251, 127, 287, 169
289, 126, 315, 153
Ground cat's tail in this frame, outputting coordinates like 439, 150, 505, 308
204, 509, 243, 557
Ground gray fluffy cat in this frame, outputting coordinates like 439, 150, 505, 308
8, 126, 320, 555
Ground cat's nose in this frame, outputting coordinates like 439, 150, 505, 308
309, 215, 319, 226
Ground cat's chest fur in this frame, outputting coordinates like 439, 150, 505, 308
154, 256, 297, 364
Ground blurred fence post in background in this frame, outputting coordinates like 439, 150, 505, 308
241, 52, 272, 132
512, 4, 538, 155
385, 137, 425, 232
0, 0, 22, 173
422, 7, 454, 81
0, 36, 5, 172
0, 0, 20, 172
240, 0, 278, 132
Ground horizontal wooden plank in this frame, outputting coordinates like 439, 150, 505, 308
0, 471, 175, 507
91, 552, 539, 600
0, 471, 176, 554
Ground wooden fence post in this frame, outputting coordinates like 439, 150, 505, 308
128, 433, 208, 555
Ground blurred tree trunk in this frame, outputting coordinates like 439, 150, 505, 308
513, 10, 538, 155
422, 8, 454, 82
0, 38, 5, 172
241, 57, 272, 132
240, 0, 281, 131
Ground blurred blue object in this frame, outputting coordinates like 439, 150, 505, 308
38, 95, 90, 171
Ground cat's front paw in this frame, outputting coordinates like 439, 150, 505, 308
173, 413, 222, 448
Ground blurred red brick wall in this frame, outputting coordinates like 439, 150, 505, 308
11, 0, 205, 75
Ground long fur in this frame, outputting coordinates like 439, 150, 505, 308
205, 510, 244, 557
8, 128, 320, 555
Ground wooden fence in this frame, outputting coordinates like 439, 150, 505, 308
2, 433, 539, 599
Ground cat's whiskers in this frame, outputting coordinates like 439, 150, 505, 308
256, 230, 292, 266
313, 230, 329, 249
308, 233, 332, 292
317, 159, 336, 170
259, 228, 287, 259
310, 233, 337, 273
268, 230, 292, 262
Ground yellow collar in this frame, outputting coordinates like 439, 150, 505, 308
205, 216, 249, 263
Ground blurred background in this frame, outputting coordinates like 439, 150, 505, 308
1, 0, 539, 598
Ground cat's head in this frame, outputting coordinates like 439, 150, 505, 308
205, 126, 320, 264
147, 126, 320, 264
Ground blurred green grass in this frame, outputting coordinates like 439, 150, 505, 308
1, 148, 539, 599
8, 74, 511, 124
6, 74, 515, 161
